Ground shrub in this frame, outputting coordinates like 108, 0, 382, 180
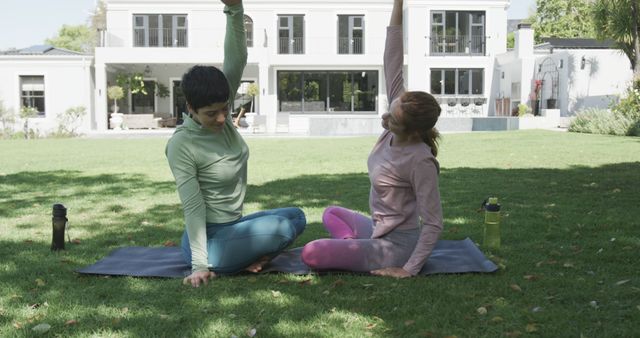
569, 108, 635, 136
518, 103, 531, 117
0, 100, 16, 138
55, 106, 87, 137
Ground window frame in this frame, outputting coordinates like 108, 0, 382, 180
19, 75, 46, 116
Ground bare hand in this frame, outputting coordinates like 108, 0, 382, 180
221, 0, 241, 6
183, 270, 216, 287
370, 267, 412, 278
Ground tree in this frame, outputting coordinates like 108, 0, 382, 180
531, 0, 596, 43
107, 86, 125, 114
45, 25, 94, 53
593, 0, 640, 84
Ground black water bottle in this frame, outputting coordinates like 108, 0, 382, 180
51, 204, 67, 251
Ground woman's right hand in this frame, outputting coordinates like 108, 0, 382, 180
183, 270, 216, 287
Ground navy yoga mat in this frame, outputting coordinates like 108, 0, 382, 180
77, 238, 498, 278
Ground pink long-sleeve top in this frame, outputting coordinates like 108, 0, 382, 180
367, 25, 444, 275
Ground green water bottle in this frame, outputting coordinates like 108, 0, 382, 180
483, 197, 501, 249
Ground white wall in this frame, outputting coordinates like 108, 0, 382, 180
0, 56, 93, 134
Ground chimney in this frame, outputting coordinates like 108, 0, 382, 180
515, 23, 534, 58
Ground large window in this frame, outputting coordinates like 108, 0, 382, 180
338, 15, 364, 54
430, 11, 485, 55
277, 71, 377, 113
20, 76, 45, 116
131, 80, 156, 113
133, 14, 188, 47
431, 69, 483, 95
244, 15, 253, 47
278, 15, 304, 54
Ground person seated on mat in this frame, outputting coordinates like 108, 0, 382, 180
301, 0, 442, 278
166, 0, 306, 287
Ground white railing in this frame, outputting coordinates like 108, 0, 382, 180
430, 35, 485, 56
134, 28, 188, 47
278, 37, 304, 54
338, 37, 363, 54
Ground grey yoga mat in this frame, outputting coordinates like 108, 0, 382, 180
76, 238, 498, 278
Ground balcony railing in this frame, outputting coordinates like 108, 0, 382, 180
430, 35, 485, 56
338, 37, 363, 54
134, 28, 188, 47
278, 37, 304, 54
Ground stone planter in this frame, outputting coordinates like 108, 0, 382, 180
109, 112, 124, 130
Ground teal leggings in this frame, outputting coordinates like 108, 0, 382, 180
181, 207, 306, 274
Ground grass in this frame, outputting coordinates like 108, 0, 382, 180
0, 130, 639, 337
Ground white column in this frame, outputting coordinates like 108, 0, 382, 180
94, 63, 108, 131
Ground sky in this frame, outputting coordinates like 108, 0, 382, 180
0, 0, 536, 51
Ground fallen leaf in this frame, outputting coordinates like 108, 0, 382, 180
563, 262, 575, 268
490, 316, 504, 323
510, 284, 522, 292
31, 323, 51, 334
532, 306, 543, 312
163, 240, 176, 247
13, 322, 22, 329
247, 328, 257, 337
476, 307, 488, 315
361, 283, 374, 288
271, 290, 282, 298
65, 319, 78, 326
589, 301, 598, 309
331, 279, 345, 288
404, 320, 415, 326
141, 221, 150, 226
322, 290, 330, 295
121, 307, 129, 314
366, 323, 377, 329
525, 324, 538, 333
35, 279, 45, 287
615, 280, 630, 286
71, 239, 81, 244
523, 275, 539, 281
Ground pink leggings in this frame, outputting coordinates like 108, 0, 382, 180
301, 206, 416, 272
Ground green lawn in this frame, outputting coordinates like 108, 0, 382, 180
0, 130, 639, 337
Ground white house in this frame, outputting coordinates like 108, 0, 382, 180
495, 24, 633, 119
93, 0, 511, 134
0, 46, 93, 134
0, 0, 634, 135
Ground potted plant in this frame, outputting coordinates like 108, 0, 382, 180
107, 85, 124, 130
243, 83, 260, 127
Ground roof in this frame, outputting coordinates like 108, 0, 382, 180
0, 45, 91, 56
538, 38, 617, 50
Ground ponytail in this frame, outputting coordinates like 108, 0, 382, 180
420, 127, 440, 157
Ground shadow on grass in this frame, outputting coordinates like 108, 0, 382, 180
1, 162, 639, 336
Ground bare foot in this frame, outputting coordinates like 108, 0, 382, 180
245, 256, 270, 273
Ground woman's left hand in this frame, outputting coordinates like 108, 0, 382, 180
370, 267, 412, 278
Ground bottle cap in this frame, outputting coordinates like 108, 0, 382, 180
485, 197, 500, 212
52, 204, 67, 217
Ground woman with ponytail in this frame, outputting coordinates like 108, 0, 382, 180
301, 0, 443, 278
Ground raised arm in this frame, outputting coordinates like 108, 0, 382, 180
222, 0, 248, 108
384, 0, 405, 104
